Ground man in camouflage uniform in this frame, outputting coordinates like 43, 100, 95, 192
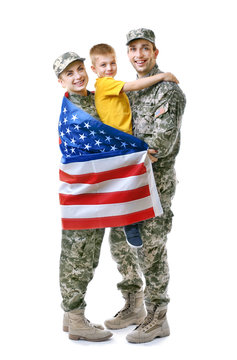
53, 52, 144, 341
106, 28, 186, 343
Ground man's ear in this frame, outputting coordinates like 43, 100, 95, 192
154, 48, 159, 59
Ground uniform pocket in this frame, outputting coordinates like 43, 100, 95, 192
133, 105, 156, 134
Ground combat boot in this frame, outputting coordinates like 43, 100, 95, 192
68, 309, 113, 341
104, 291, 146, 329
126, 305, 170, 343
63, 312, 104, 332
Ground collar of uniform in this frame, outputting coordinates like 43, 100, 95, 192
69, 90, 91, 97
68, 90, 93, 102
136, 63, 162, 79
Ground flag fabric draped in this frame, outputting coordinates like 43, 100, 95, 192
58, 95, 163, 230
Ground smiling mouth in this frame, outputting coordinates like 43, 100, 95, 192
135, 60, 146, 65
74, 80, 85, 86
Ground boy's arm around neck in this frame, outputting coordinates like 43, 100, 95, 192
122, 72, 179, 93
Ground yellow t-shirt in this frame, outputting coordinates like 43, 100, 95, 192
94, 77, 132, 134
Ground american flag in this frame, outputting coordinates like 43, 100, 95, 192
58, 95, 163, 230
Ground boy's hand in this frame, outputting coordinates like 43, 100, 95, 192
148, 149, 158, 163
163, 72, 179, 84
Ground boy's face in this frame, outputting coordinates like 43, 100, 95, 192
91, 54, 117, 78
127, 39, 159, 78
58, 60, 89, 95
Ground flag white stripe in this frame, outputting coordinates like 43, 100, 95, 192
60, 151, 147, 175
59, 173, 149, 195
61, 197, 154, 219
144, 155, 163, 216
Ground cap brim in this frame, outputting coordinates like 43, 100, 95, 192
57, 57, 86, 77
126, 37, 154, 45
70, 57, 86, 63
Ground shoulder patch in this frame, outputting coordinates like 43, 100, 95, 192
155, 104, 168, 118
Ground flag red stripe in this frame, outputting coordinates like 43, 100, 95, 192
59, 163, 146, 184
61, 207, 155, 230
59, 185, 150, 205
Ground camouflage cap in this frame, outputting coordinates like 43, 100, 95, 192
53, 52, 85, 77
126, 28, 155, 45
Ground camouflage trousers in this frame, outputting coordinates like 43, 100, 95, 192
59, 164, 176, 311
60, 228, 105, 312
109, 164, 176, 307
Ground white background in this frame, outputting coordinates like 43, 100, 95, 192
1, 0, 237, 358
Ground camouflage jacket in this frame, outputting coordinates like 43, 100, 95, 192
68, 91, 99, 119
128, 64, 186, 168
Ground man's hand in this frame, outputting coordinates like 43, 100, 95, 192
148, 149, 158, 163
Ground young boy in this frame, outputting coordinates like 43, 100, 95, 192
90, 43, 178, 248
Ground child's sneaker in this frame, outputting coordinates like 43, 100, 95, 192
124, 224, 143, 248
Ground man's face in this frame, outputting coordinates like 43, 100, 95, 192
91, 53, 117, 78
58, 60, 89, 95
127, 39, 159, 77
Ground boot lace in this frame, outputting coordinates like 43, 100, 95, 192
135, 305, 158, 330
84, 318, 94, 328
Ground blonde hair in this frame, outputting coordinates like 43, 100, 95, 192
90, 43, 116, 65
